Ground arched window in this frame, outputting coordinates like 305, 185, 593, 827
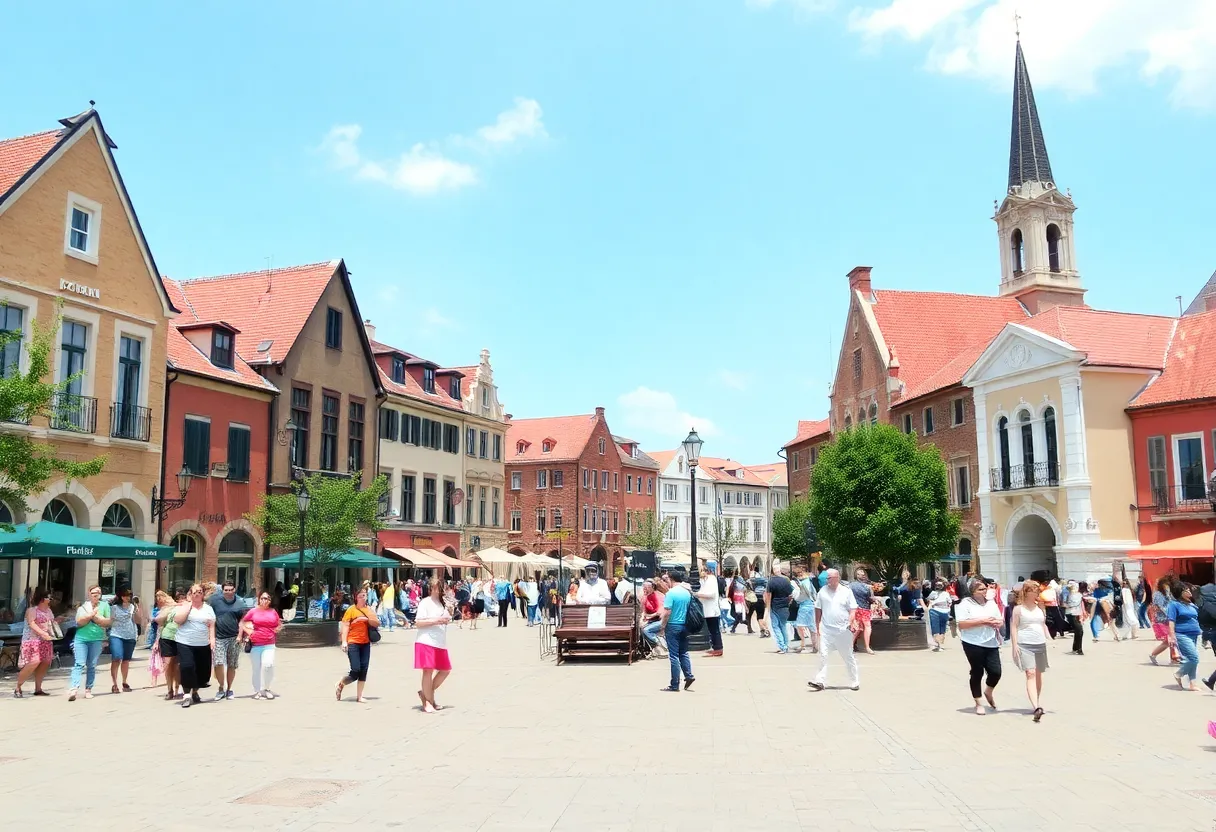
168, 532, 199, 594
868, 402, 878, 425
1046, 224, 1062, 272
219, 531, 254, 554
1019, 411, 1035, 485
42, 498, 74, 526
958, 538, 972, 556
678, 458, 684, 474
997, 417, 1011, 489
844, 414, 852, 430
857, 408, 865, 426
218, 530, 255, 596
102, 503, 134, 537
1043, 407, 1059, 483
0, 502, 11, 524
1011, 229, 1025, 274
171, 532, 199, 554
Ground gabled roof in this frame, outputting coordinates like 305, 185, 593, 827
372, 339, 468, 414
699, 456, 769, 487
1008, 40, 1055, 190
0, 129, 63, 198
648, 449, 677, 472
783, 418, 831, 449
1021, 306, 1175, 370
1184, 269, 1216, 316
505, 414, 600, 463
161, 278, 278, 393
619, 445, 660, 470
745, 463, 788, 488
1130, 309, 1216, 408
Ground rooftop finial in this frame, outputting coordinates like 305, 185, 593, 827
1014, 10, 1021, 39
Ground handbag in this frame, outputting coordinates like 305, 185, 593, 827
243, 639, 253, 654
360, 609, 381, 643
50, 620, 64, 640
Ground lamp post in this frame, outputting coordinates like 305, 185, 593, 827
151, 464, 192, 519
295, 482, 311, 621
682, 428, 704, 575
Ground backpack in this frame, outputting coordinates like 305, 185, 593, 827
682, 588, 705, 634
1197, 585, 1216, 630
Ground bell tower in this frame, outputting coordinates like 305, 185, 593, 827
994, 40, 1084, 314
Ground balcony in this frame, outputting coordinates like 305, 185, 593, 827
989, 461, 1059, 492
50, 392, 97, 434
110, 402, 151, 441
1151, 485, 1215, 516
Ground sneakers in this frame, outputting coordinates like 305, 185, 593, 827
226, 690, 235, 701
807, 681, 824, 691
214, 689, 227, 702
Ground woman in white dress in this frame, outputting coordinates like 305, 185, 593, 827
1010, 580, 1052, 722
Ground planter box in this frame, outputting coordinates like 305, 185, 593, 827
868, 618, 930, 651
278, 620, 340, 649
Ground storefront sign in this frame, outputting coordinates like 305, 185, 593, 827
60, 279, 100, 299
412, 536, 433, 548
100, 561, 114, 578
200, 512, 227, 525
66, 545, 95, 556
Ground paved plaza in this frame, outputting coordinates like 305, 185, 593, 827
2, 616, 1215, 831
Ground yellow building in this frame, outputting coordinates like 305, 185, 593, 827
0, 109, 175, 608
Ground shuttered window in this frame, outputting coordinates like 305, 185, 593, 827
184, 417, 210, 475
227, 425, 251, 481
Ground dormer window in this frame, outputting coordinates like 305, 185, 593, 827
542, 439, 554, 453
211, 330, 234, 369
516, 440, 527, 455
422, 367, 435, 394
391, 356, 405, 384
449, 377, 461, 399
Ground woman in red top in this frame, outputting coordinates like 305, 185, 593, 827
336, 587, 379, 703
239, 590, 285, 700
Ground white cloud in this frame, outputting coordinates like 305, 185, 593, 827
355, 144, 477, 195
617, 387, 719, 440
717, 370, 750, 391
476, 98, 548, 145
319, 124, 363, 169
422, 307, 455, 329
848, 0, 1216, 108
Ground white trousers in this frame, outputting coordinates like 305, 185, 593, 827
813, 629, 859, 687
250, 644, 276, 692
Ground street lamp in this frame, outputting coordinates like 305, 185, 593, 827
151, 464, 192, 519
682, 428, 704, 575
295, 482, 311, 620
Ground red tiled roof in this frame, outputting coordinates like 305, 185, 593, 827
745, 463, 788, 488
618, 446, 660, 470
0, 129, 63, 197
699, 455, 769, 487
783, 418, 831, 449
377, 366, 465, 414
172, 261, 341, 364
1130, 309, 1216, 408
1021, 306, 1175, 370
871, 290, 1027, 400
161, 278, 278, 393
448, 365, 479, 400
900, 339, 994, 404
647, 449, 677, 472
505, 414, 600, 463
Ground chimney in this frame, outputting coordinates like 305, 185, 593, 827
363, 319, 376, 342
848, 266, 873, 297
595, 407, 605, 418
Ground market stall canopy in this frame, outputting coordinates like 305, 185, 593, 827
1127, 531, 1215, 560
261, 548, 398, 569
420, 548, 481, 568
517, 552, 558, 567
382, 548, 451, 568
471, 547, 522, 565
0, 523, 173, 559
561, 554, 594, 568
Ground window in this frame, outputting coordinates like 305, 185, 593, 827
379, 408, 399, 442
738, 521, 748, 542
479, 430, 489, 459
60, 320, 88, 402
492, 488, 500, 527
492, 434, 501, 461
613, 472, 618, 492
423, 477, 437, 524
626, 475, 633, 493
601, 509, 607, 531
1175, 434, 1207, 502
466, 427, 476, 456
516, 440, 526, 455
1043, 407, 1058, 482
583, 505, 589, 529
791, 451, 799, 471
664, 483, 678, 501
227, 424, 251, 480
1019, 411, 1034, 477
844, 414, 852, 430
997, 416, 1011, 489
449, 377, 461, 399
598, 437, 606, 454
852, 348, 862, 379
290, 387, 311, 468
422, 367, 435, 394
443, 423, 460, 454
723, 491, 731, 506
113, 335, 143, 438
700, 517, 708, 538
754, 519, 762, 541
1047, 224, 1062, 272
755, 492, 763, 508
869, 402, 877, 426
1011, 228, 1025, 274
553, 507, 562, 529
953, 463, 971, 507
465, 485, 474, 524
325, 307, 342, 349
922, 406, 935, 435
647, 477, 653, 495
0, 305, 22, 379
403, 414, 421, 445
537, 508, 547, 533
626, 511, 633, 533
683, 485, 690, 503
184, 416, 210, 475
583, 468, 590, 488
64, 193, 101, 262
591, 469, 598, 490
510, 510, 522, 532
613, 511, 619, 532
699, 486, 708, 504
601, 470, 609, 490
810, 447, 819, 465
478, 486, 487, 526
167, 533, 199, 593
511, 471, 522, 491
391, 356, 405, 384
552, 470, 564, 488
443, 480, 456, 525
542, 440, 553, 453
903, 413, 913, 434
724, 518, 733, 536
320, 393, 339, 471
401, 474, 416, 522
537, 470, 548, 489
952, 398, 965, 427
210, 330, 233, 369
42, 498, 74, 526
69, 206, 91, 252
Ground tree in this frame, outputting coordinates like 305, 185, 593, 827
704, 516, 744, 564
622, 509, 672, 553
808, 423, 960, 589
772, 498, 819, 562
0, 303, 105, 529
249, 472, 389, 595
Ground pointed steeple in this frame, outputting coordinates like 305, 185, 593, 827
1007, 40, 1053, 191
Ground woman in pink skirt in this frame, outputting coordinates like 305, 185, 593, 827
415, 579, 453, 714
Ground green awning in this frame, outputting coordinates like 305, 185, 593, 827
0, 523, 174, 560
261, 548, 396, 569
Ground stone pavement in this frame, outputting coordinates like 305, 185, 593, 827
2, 613, 1215, 832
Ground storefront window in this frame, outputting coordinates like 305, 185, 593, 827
167, 533, 199, 595
100, 503, 135, 595
0, 558, 14, 625
218, 531, 254, 597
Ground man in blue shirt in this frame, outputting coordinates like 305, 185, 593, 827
494, 575, 512, 627
658, 566, 695, 692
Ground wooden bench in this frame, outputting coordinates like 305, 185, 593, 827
555, 605, 637, 664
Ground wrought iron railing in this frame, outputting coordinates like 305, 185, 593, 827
989, 461, 1060, 492
1151, 484, 1215, 515
110, 402, 151, 441
50, 392, 97, 434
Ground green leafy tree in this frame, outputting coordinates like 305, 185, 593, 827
772, 498, 819, 561
0, 304, 105, 529
249, 472, 389, 595
704, 516, 744, 563
809, 423, 960, 589
622, 509, 672, 553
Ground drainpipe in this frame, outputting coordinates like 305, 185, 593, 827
156, 370, 178, 594
263, 386, 279, 587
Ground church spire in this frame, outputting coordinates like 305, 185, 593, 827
1007, 40, 1054, 191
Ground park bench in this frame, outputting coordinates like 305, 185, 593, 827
555, 605, 637, 665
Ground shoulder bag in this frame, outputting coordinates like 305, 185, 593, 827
360, 608, 382, 643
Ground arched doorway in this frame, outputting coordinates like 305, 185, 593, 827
589, 545, 607, 575
168, 532, 200, 595
99, 503, 135, 595
218, 530, 254, 596
1010, 514, 1057, 581
41, 498, 78, 607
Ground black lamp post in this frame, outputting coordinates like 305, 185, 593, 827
151, 464, 192, 519
295, 482, 311, 620
682, 428, 703, 575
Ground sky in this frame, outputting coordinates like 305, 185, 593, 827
3, 1, 1215, 465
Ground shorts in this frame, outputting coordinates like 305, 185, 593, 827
158, 638, 178, 658
19, 638, 52, 668
855, 608, 873, 626
214, 636, 241, 668
929, 609, 950, 636
108, 636, 136, 661
1152, 622, 1170, 640
1016, 641, 1049, 672
414, 642, 452, 671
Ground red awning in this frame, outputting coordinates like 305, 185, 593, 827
382, 548, 449, 568
1126, 531, 1216, 560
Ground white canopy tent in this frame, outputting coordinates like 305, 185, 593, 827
471, 547, 523, 565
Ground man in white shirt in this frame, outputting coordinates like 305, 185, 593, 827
808, 568, 860, 691
576, 564, 612, 605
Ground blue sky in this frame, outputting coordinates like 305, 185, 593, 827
3, 1, 1214, 465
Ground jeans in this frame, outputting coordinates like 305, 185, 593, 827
706, 615, 722, 651
497, 599, 509, 627
962, 642, 1002, 698
929, 609, 949, 636
527, 604, 538, 624
1176, 632, 1200, 682
664, 624, 693, 689
250, 644, 276, 691
344, 642, 371, 683
1137, 603, 1150, 629
145, 621, 158, 648
1068, 613, 1084, 654
70, 639, 104, 690
770, 604, 790, 651
642, 620, 662, 646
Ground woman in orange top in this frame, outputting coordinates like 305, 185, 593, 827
336, 587, 379, 703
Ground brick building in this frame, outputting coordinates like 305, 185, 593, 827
613, 435, 660, 538
782, 419, 830, 502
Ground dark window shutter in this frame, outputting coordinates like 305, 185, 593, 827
227, 426, 250, 480
185, 419, 210, 475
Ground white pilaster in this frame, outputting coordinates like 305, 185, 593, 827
1058, 375, 1088, 484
